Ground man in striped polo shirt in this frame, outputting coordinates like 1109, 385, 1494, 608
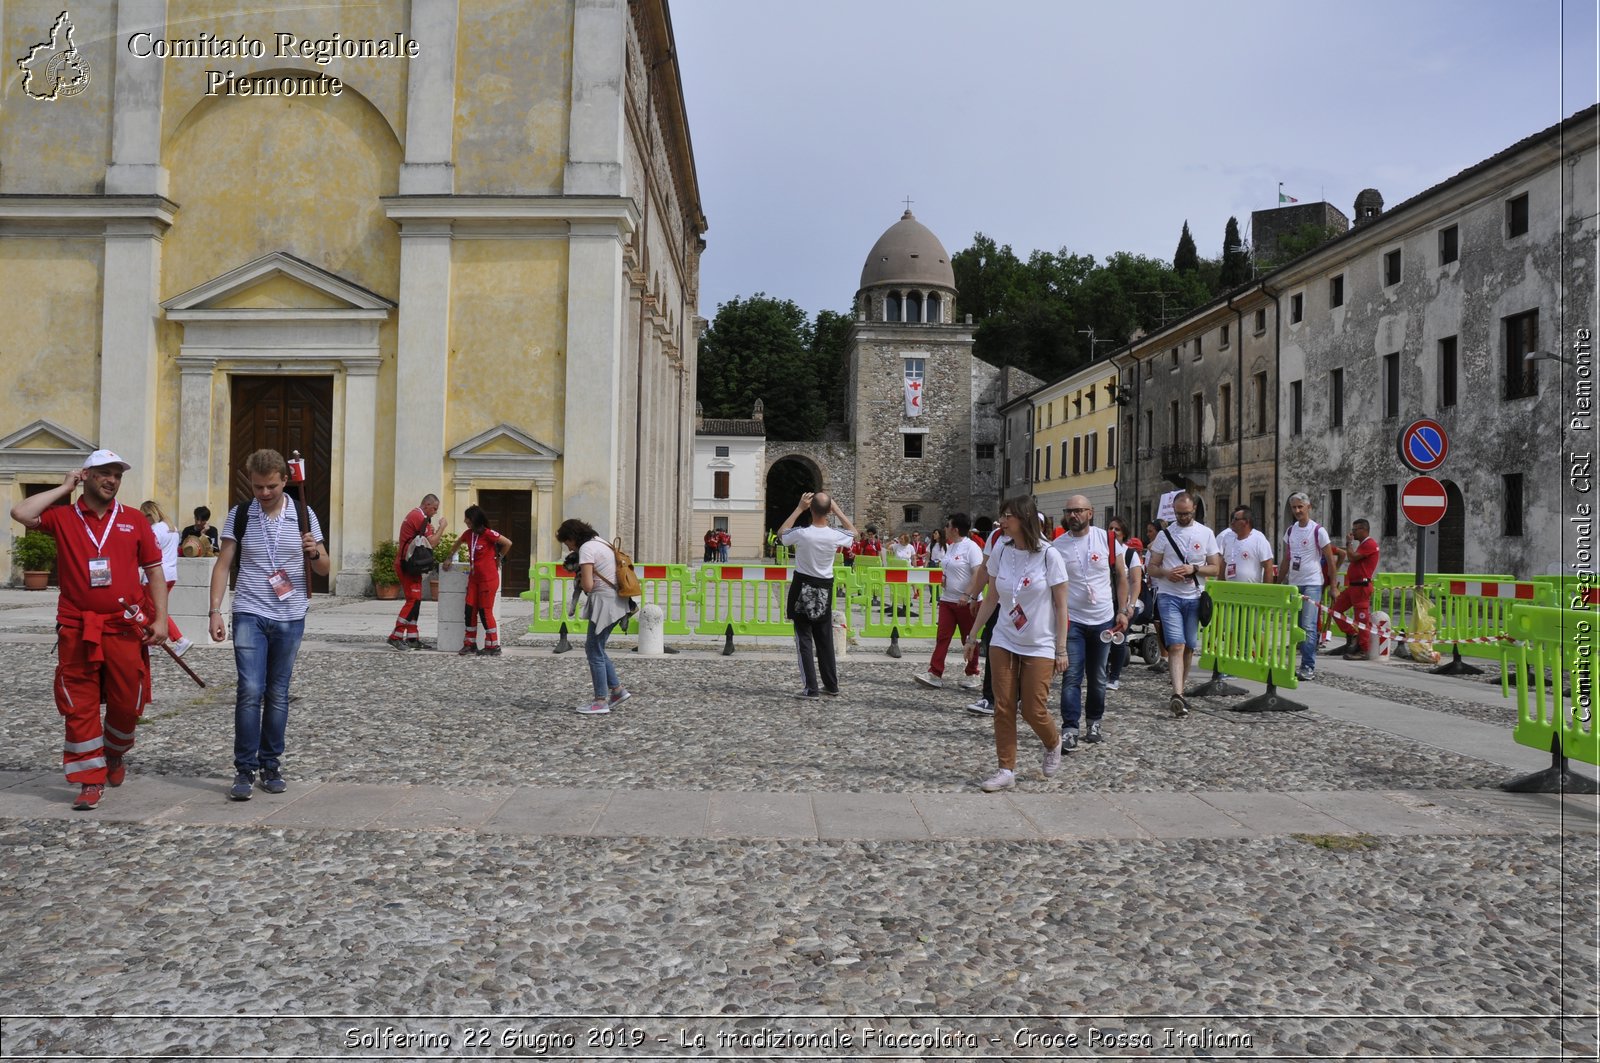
207, 449, 330, 801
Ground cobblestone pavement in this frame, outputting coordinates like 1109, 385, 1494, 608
0, 598, 1594, 1060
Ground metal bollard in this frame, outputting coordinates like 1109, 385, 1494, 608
832, 610, 848, 658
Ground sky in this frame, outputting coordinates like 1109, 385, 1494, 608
669, 0, 1599, 322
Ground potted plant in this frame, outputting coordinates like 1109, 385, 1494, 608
427, 530, 460, 601
370, 539, 401, 600
13, 530, 57, 590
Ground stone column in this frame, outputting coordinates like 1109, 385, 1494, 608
392, 220, 452, 536
336, 358, 381, 595
564, 0, 626, 196
176, 356, 216, 524
563, 221, 626, 538
99, 219, 164, 497
398, 0, 457, 195
534, 480, 556, 565
106, 0, 169, 197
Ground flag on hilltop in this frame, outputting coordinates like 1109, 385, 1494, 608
1278, 182, 1299, 205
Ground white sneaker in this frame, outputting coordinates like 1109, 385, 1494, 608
958, 675, 982, 691
574, 701, 610, 715
170, 637, 193, 657
912, 671, 942, 689
1042, 739, 1063, 778
980, 768, 1016, 792
1106, 678, 1120, 691
965, 698, 993, 716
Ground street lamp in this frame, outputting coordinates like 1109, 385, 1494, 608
1525, 349, 1573, 366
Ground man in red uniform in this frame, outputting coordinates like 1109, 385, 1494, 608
388, 493, 446, 648
459, 504, 511, 656
1330, 518, 1380, 657
10, 449, 168, 809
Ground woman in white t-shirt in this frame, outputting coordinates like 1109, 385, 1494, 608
962, 495, 1066, 792
913, 513, 985, 691
556, 518, 633, 716
139, 499, 190, 653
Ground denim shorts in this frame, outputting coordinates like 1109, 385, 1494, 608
1156, 593, 1201, 651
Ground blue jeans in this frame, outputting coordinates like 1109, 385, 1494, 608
1061, 618, 1111, 728
1156, 594, 1201, 652
232, 613, 305, 774
585, 619, 622, 699
1294, 586, 1322, 671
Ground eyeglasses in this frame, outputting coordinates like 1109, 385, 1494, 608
1066, 507, 1092, 514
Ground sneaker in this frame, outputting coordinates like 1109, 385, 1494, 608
608, 688, 632, 707
1042, 739, 1063, 778
72, 783, 105, 810
1296, 667, 1315, 682
258, 767, 287, 795
481, 646, 502, 657
170, 636, 193, 658
1086, 719, 1104, 744
1106, 679, 1121, 691
575, 701, 610, 715
792, 689, 821, 700
1169, 694, 1189, 719
458, 646, 479, 656
912, 671, 943, 689
106, 756, 126, 787
386, 637, 408, 651
958, 675, 982, 691
965, 698, 993, 716
1061, 728, 1079, 752
406, 640, 425, 650
822, 688, 841, 697
228, 772, 254, 801
980, 768, 1016, 792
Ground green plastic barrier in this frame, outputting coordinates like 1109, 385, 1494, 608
633, 563, 697, 635
1501, 604, 1599, 792
773, 544, 790, 565
1372, 573, 1517, 635
1430, 578, 1558, 691
694, 563, 797, 638
1197, 581, 1306, 710
1532, 574, 1600, 610
520, 561, 581, 633
852, 566, 942, 638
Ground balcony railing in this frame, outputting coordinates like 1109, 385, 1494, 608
1160, 442, 1209, 476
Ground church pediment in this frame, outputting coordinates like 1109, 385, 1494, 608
448, 424, 561, 488
0, 419, 96, 475
163, 252, 394, 320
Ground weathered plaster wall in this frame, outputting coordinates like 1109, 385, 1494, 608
0, 238, 103, 447
453, 0, 571, 194
1, 6, 115, 194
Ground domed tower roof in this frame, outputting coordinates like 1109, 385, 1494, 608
859, 210, 956, 291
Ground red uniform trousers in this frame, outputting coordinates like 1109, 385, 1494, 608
1331, 584, 1374, 652
391, 571, 424, 642
464, 576, 500, 649
54, 615, 149, 784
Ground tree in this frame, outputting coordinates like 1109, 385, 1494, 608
1219, 216, 1251, 288
697, 294, 827, 441
810, 308, 853, 422
1173, 220, 1199, 274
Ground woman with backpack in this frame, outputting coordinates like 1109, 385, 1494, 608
556, 518, 633, 715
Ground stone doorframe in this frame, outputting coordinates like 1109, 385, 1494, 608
446, 424, 561, 567
163, 253, 395, 596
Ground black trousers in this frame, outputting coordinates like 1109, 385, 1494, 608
793, 614, 837, 694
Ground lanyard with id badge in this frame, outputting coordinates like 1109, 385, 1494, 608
259, 500, 297, 600
75, 502, 121, 588
1001, 545, 1042, 632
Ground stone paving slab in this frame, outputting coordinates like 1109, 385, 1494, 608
705, 791, 815, 839
5, 778, 1588, 842
1006, 791, 1153, 839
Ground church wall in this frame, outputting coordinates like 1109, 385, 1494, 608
1, 8, 115, 194
0, 237, 103, 448
452, 0, 571, 195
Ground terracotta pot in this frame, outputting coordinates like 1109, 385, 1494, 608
426, 576, 440, 602
22, 570, 49, 591
373, 582, 401, 600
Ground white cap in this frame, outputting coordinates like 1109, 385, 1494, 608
83, 449, 132, 471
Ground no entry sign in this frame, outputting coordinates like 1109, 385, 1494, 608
1402, 475, 1448, 527
1398, 419, 1449, 473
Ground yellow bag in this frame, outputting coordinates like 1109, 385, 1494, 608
1410, 589, 1441, 664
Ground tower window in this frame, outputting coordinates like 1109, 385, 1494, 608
904, 433, 924, 459
886, 291, 902, 322
906, 291, 923, 323
904, 505, 922, 525
927, 292, 941, 323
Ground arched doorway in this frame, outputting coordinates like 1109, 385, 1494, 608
1438, 479, 1466, 573
765, 456, 822, 538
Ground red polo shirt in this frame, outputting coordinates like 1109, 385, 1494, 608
396, 507, 429, 579
39, 499, 160, 621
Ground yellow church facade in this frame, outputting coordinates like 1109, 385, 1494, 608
0, 0, 705, 592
